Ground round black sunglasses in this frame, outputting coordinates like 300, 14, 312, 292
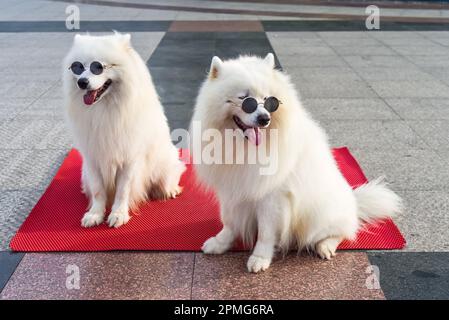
69, 61, 113, 76
242, 96, 280, 114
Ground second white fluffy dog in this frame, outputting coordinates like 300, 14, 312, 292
191, 54, 403, 273
63, 33, 185, 228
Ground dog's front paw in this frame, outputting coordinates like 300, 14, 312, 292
81, 210, 104, 227
316, 238, 338, 260
247, 255, 271, 273
168, 185, 183, 199
202, 237, 229, 254
107, 210, 130, 228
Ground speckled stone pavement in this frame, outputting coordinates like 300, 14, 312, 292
1, 0, 449, 300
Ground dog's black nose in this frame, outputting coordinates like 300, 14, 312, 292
77, 78, 89, 90
257, 114, 270, 127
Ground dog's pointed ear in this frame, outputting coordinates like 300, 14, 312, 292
73, 34, 83, 43
264, 53, 275, 69
113, 31, 132, 48
209, 56, 223, 80
121, 33, 131, 47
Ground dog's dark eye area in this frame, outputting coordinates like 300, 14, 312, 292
226, 100, 232, 103
70, 61, 85, 75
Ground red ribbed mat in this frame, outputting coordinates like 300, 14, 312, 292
10, 147, 405, 251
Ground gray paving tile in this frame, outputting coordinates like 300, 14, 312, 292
321, 120, 427, 151
268, 35, 326, 47
0, 98, 34, 121
0, 80, 56, 99
406, 55, 449, 68
369, 32, 435, 46
354, 67, 435, 82
0, 149, 67, 191
322, 37, 384, 48
350, 148, 449, 191
418, 31, 449, 41
386, 99, 449, 120
391, 191, 449, 252
288, 67, 367, 98
1, 68, 57, 81
0, 117, 71, 150
288, 66, 361, 81
303, 98, 399, 120
268, 33, 347, 67
127, 32, 165, 61
368, 80, 449, 98
18, 98, 65, 120
319, 31, 376, 40
267, 32, 335, 56
330, 45, 398, 56
420, 67, 449, 86
423, 36, 449, 46
406, 120, 449, 155
37, 81, 63, 100
343, 55, 416, 69
278, 54, 347, 68
268, 44, 337, 56
368, 252, 449, 299
389, 44, 449, 56
293, 78, 377, 98
0, 190, 40, 250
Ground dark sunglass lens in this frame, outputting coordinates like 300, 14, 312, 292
90, 61, 104, 75
264, 96, 279, 112
70, 61, 85, 75
242, 97, 258, 114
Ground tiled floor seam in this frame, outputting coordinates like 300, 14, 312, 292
419, 32, 449, 48
315, 32, 444, 162
8, 80, 61, 123
365, 34, 449, 165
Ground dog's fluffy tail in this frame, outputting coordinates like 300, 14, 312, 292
354, 177, 403, 223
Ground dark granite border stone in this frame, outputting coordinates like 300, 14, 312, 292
368, 252, 449, 300
0, 251, 24, 294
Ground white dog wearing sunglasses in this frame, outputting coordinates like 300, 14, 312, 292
62, 33, 185, 228
191, 54, 403, 272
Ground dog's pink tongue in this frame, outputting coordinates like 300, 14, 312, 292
83, 90, 97, 106
245, 128, 262, 146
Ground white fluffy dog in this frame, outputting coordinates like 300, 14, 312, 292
191, 54, 403, 273
62, 33, 185, 228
